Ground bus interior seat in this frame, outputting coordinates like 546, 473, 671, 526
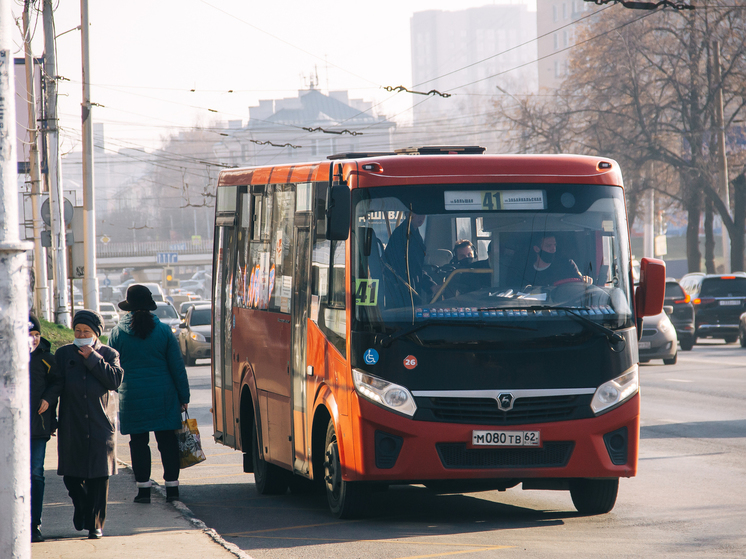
427, 248, 453, 268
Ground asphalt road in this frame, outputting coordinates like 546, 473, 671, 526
135, 341, 746, 558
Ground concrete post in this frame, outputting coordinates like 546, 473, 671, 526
81, 0, 98, 311
23, 1, 50, 321
43, 0, 71, 326
0, 0, 33, 554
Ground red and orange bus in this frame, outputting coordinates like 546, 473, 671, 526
210, 147, 665, 518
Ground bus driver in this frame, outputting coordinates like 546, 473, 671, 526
519, 234, 591, 288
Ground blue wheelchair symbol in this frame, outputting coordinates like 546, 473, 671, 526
363, 349, 379, 365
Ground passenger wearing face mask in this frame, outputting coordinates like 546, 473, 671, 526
519, 234, 585, 289
28, 314, 63, 543
56, 310, 123, 540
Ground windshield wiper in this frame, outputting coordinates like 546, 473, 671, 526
479, 305, 626, 350
380, 320, 536, 348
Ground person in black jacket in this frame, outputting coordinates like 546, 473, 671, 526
56, 310, 124, 540
29, 314, 63, 543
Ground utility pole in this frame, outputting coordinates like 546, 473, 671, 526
80, 0, 98, 310
1, 0, 33, 554
43, 0, 70, 326
713, 41, 731, 273
644, 188, 655, 259
23, 0, 50, 321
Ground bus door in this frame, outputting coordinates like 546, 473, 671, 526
212, 185, 240, 447
291, 207, 312, 474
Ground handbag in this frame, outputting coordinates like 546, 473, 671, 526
176, 411, 207, 469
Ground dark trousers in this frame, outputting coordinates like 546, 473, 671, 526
129, 430, 180, 483
63, 476, 109, 531
31, 438, 48, 527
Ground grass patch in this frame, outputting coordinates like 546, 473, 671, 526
40, 318, 109, 353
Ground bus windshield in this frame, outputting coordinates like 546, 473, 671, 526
352, 184, 633, 336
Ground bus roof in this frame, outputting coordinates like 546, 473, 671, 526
217, 153, 623, 189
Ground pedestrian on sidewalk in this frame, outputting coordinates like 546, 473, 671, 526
109, 284, 190, 504
29, 314, 63, 543
56, 310, 124, 540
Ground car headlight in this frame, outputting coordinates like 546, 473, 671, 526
658, 316, 670, 333
353, 369, 417, 417
171, 326, 178, 333
190, 331, 206, 342
590, 365, 639, 415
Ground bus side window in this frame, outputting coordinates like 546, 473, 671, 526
311, 238, 346, 354
234, 192, 251, 308
246, 189, 273, 309
269, 184, 296, 313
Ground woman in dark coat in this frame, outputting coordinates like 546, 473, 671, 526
109, 284, 190, 504
29, 314, 63, 543
56, 310, 123, 539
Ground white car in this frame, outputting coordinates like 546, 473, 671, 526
99, 302, 120, 332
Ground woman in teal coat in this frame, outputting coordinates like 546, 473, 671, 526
109, 284, 190, 503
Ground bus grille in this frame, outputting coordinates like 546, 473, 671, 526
415, 395, 593, 425
436, 442, 574, 469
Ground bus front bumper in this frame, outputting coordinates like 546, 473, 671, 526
345, 392, 640, 483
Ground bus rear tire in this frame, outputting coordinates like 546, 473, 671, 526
569, 478, 618, 515
324, 419, 367, 518
252, 424, 288, 495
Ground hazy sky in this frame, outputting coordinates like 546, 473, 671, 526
12, 0, 535, 153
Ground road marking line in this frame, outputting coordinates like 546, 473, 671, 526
665, 379, 694, 383
225, 520, 360, 536
394, 546, 514, 558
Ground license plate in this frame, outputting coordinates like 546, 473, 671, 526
638, 341, 651, 349
472, 430, 540, 447
719, 300, 740, 306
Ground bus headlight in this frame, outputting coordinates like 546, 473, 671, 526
591, 365, 639, 415
353, 369, 417, 417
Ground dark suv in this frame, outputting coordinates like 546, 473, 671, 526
691, 273, 746, 344
664, 279, 695, 350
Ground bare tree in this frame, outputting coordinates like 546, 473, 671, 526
494, 2, 746, 271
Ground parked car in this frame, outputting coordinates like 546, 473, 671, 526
178, 279, 207, 299
153, 301, 181, 337
99, 302, 120, 332
179, 300, 210, 319
639, 309, 678, 365
178, 303, 211, 366
690, 273, 746, 344
664, 279, 695, 350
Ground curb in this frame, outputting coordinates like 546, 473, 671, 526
117, 459, 254, 559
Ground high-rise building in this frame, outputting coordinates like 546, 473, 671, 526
536, 0, 595, 91
409, 5, 538, 131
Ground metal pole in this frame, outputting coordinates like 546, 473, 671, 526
713, 41, 731, 273
644, 187, 654, 259
80, 0, 98, 310
0, 0, 33, 554
23, 1, 50, 321
43, 0, 70, 326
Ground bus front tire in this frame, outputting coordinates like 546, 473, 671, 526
252, 424, 288, 495
569, 478, 618, 515
324, 419, 367, 518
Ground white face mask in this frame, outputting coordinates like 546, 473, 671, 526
73, 337, 95, 347
29, 335, 40, 353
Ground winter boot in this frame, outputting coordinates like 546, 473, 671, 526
133, 486, 151, 504
165, 482, 180, 503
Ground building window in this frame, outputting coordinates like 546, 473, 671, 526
563, 2, 568, 18
554, 33, 559, 51
553, 5, 558, 22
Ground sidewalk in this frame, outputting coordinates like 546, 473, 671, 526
32, 437, 246, 559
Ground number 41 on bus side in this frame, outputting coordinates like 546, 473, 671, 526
355, 279, 380, 306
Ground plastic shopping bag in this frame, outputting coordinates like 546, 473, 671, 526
176, 411, 206, 469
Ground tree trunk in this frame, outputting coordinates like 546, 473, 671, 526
731, 174, 746, 272
704, 197, 715, 273
686, 204, 702, 273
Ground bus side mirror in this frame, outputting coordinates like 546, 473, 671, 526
326, 184, 350, 241
634, 257, 666, 318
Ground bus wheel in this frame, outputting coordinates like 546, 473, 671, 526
323, 419, 367, 518
252, 424, 288, 495
569, 478, 618, 515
